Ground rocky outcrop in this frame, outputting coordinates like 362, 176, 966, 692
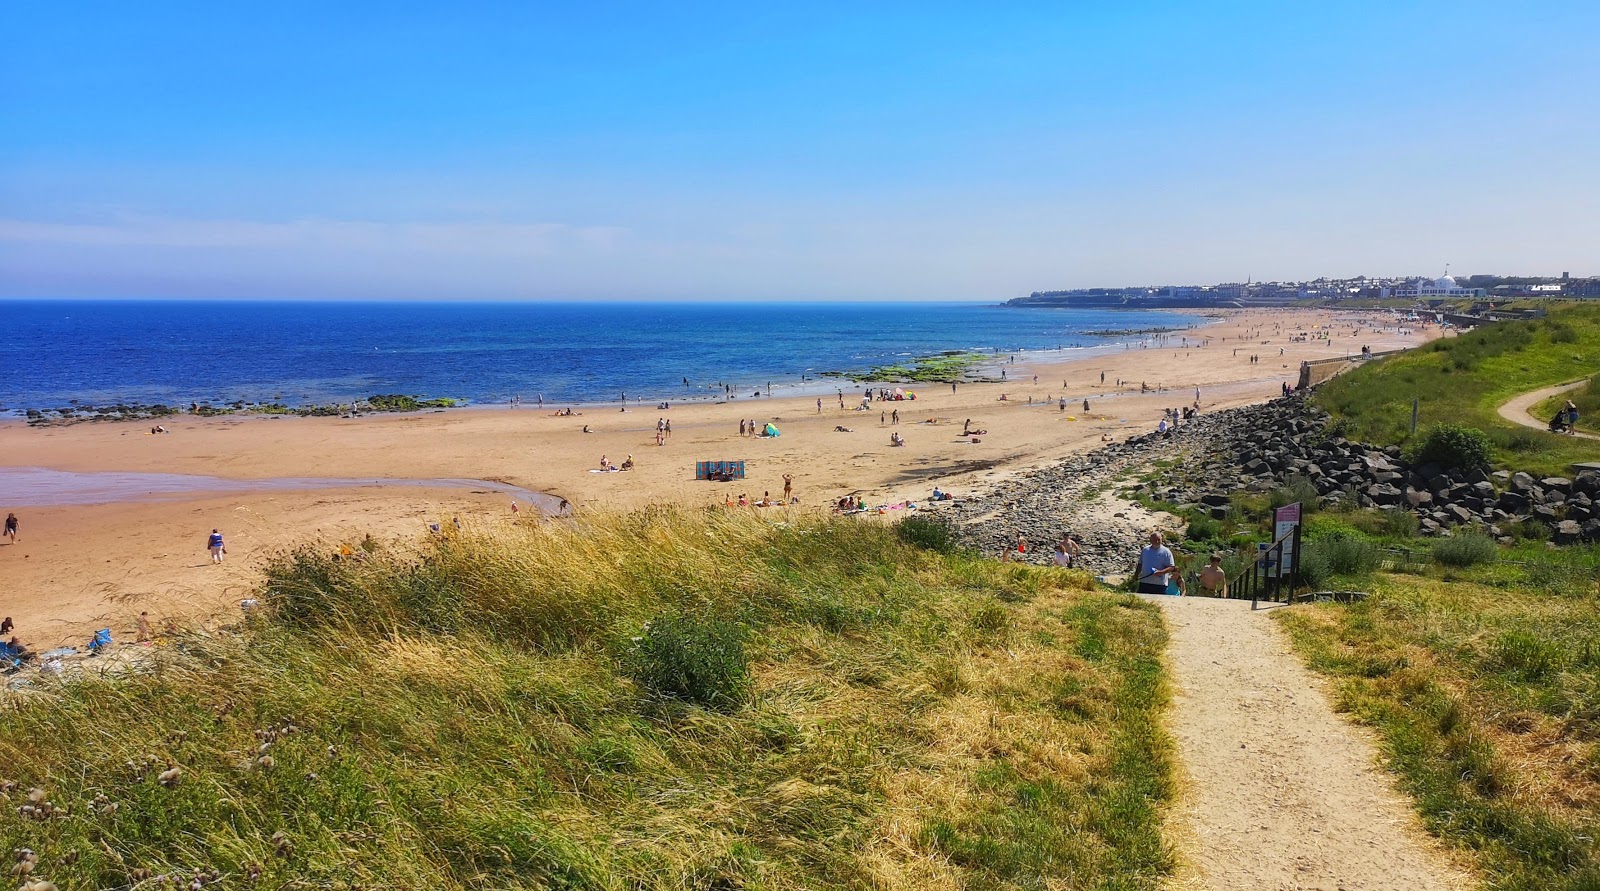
937, 394, 1600, 566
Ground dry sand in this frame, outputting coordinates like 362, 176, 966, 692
0, 308, 1434, 647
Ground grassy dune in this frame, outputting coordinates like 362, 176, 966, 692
0, 510, 1172, 890
1281, 571, 1600, 890
1313, 303, 1600, 475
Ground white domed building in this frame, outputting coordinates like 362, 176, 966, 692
1393, 274, 1485, 299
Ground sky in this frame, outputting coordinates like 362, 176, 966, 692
3, 1, 1597, 301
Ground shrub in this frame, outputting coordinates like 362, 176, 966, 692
1296, 545, 1332, 589
625, 613, 748, 709
1183, 513, 1222, 543
897, 515, 959, 554
1407, 424, 1493, 471
1380, 508, 1420, 539
1304, 534, 1381, 577
1432, 532, 1499, 568
1270, 474, 1320, 512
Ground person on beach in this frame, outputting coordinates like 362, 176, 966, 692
3, 512, 16, 543
890, 431, 905, 446
1052, 540, 1072, 567
207, 528, 226, 564
891, 409, 899, 425
782, 473, 793, 502
0, 617, 12, 635
1198, 554, 1228, 597
1136, 532, 1177, 595
1058, 533, 1080, 568
137, 611, 151, 642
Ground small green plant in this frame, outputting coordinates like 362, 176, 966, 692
1296, 545, 1333, 589
1490, 630, 1564, 681
1407, 424, 1494, 471
1270, 474, 1320, 512
1380, 508, 1420, 539
1183, 513, 1222, 543
1299, 534, 1380, 583
1432, 532, 1499, 568
897, 515, 960, 553
625, 613, 749, 709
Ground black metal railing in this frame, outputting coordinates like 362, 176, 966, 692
1223, 525, 1302, 610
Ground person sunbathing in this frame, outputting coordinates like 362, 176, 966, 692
835, 425, 853, 432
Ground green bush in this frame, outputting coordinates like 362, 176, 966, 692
1270, 474, 1320, 512
1183, 513, 1223, 543
1432, 532, 1499, 568
1297, 545, 1332, 589
625, 613, 749, 709
1407, 424, 1493, 471
897, 515, 960, 553
1304, 534, 1381, 577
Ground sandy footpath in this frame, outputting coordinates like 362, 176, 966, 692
1158, 597, 1472, 890
0, 309, 1433, 647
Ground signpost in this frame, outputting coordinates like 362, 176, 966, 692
1273, 502, 1302, 579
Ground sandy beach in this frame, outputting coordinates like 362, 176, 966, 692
0, 308, 1437, 648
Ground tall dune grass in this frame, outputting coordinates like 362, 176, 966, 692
0, 509, 1172, 890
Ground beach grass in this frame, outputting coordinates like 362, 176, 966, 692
0, 509, 1173, 890
1279, 570, 1600, 889
1313, 303, 1600, 476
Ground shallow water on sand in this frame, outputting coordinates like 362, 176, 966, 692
0, 466, 568, 514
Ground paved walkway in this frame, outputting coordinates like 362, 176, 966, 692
1497, 380, 1598, 441
1155, 596, 1472, 890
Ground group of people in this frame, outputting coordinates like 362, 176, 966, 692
598, 454, 635, 471
1002, 529, 1230, 599
1136, 532, 1227, 597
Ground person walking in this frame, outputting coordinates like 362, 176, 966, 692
207, 528, 226, 564
1135, 532, 1177, 595
1198, 553, 1228, 597
3, 512, 16, 544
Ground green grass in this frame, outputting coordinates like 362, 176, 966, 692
1280, 572, 1600, 889
0, 510, 1173, 890
1314, 304, 1600, 475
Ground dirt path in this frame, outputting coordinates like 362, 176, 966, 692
1497, 380, 1598, 440
1156, 596, 1473, 890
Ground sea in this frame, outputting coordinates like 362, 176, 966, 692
2, 300, 1204, 413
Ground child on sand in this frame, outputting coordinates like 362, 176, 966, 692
4, 512, 17, 543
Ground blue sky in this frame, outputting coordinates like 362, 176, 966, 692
3, 1, 1597, 300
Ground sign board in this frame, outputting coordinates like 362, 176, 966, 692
1273, 502, 1302, 577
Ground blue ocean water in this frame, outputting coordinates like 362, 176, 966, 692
2, 300, 1202, 411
